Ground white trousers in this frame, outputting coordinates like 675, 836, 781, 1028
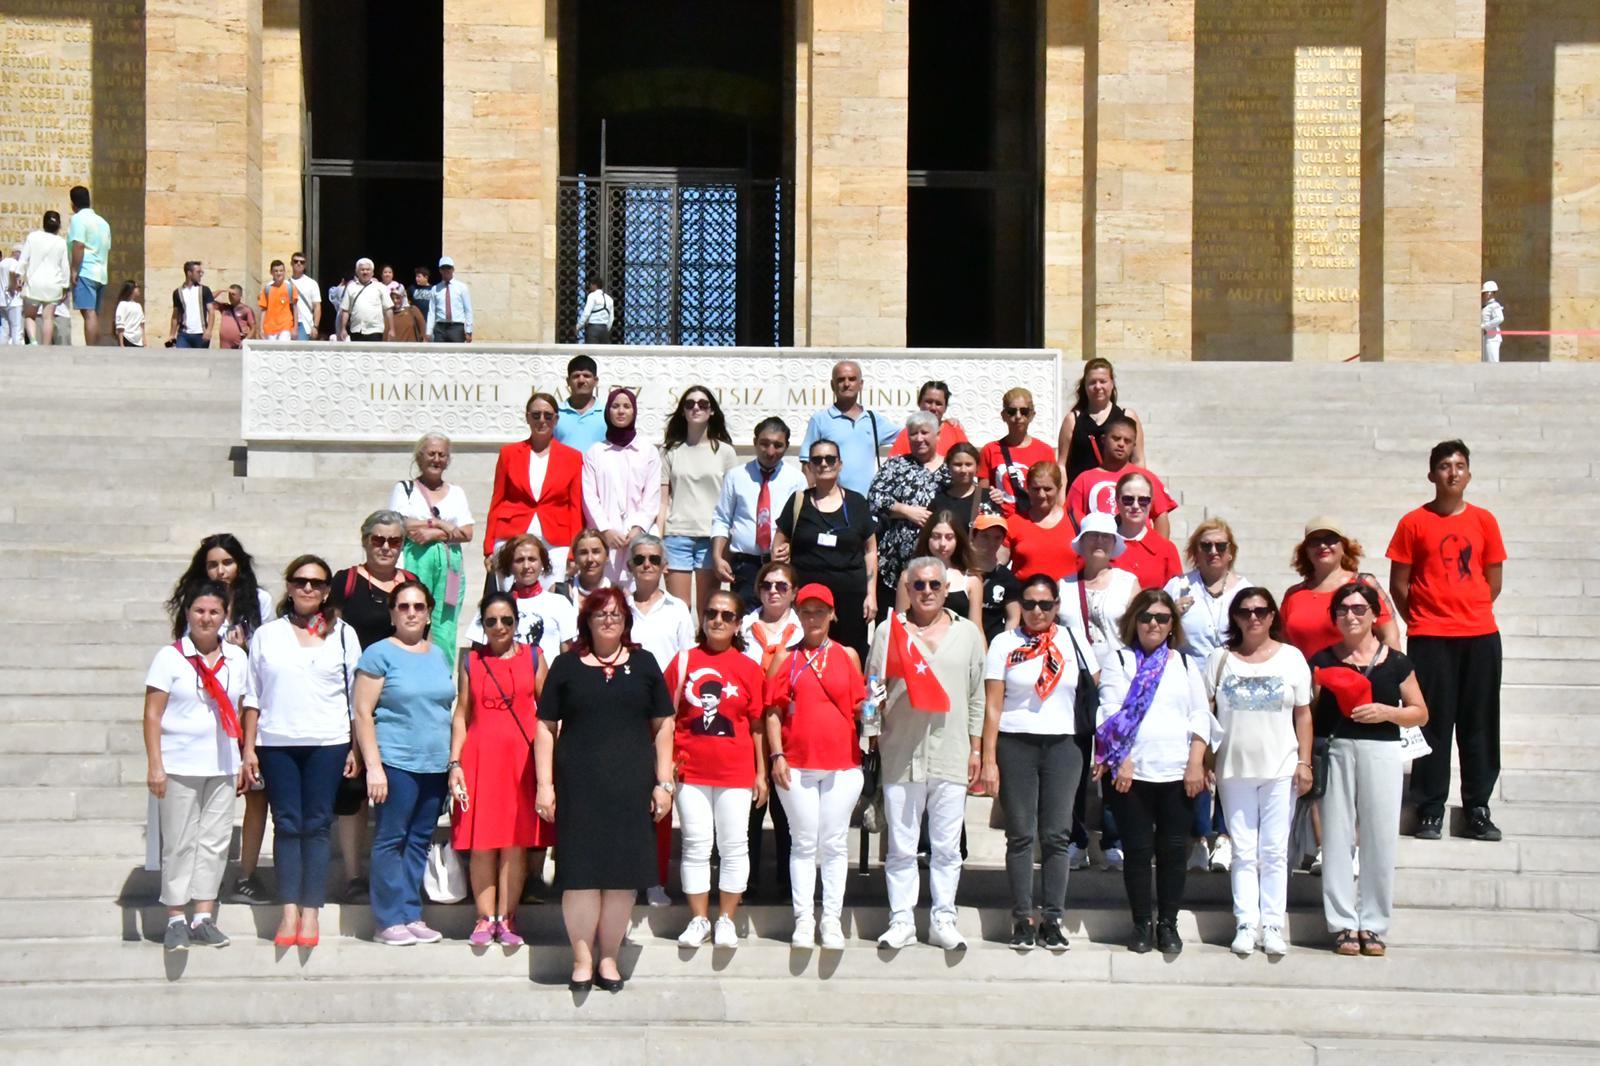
158, 774, 236, 906
883, 778, 966, 926
1482, 333, 1501, 363
1218, 775, 1294, 929
776, 766, 863, 920
1, 304, 22, 344
676, 783, 754, 895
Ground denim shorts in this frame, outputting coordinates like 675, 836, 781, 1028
72, 276, 103, 310
663, 534, 711, 570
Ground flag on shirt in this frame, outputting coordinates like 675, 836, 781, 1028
885, 612, 950, 713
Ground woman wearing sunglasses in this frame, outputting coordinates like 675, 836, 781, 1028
1310, 581, 1428, 958
981, 387, 1056, 519
242, 556, 363, 949
353, 581, 458, 946
1281, 517, 1400, 658
387, 433, 474, 669
1109, 472, 1182, 591
1207, 588, 1311, 957
485, 391, 586, 583
583, 387, 662, 585
739, 561, 800, 896
660, 385, 739, 614
665, 589, 768, 949
980, 573, 1097, 952
465, 535, 578, 664
449, 592, 550, 948
775, 438, 878, 659
1093, 587, 1213, 955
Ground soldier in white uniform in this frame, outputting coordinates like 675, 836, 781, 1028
1481, 280, 1504, 364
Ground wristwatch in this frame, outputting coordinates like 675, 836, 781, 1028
446, 760, 462, 771
769, 751, 787, 765
655, 780, 675, 795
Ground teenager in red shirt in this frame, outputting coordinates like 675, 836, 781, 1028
1387, 440, 1507, 842
1064, 415, 1175, 538
1109, 472, 1182, 590
980, 387, 1057, 519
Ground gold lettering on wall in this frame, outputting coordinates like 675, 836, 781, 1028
0, 17, 92, 232
1292, 44, 1361, 359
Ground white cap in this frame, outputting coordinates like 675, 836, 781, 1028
1481, 280, 1498, 293
438, 256, 455, 269
1070, 511, 1126, 560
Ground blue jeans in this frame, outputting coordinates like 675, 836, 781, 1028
259, 744, 346, 906
1191, 788, 1227, 837
175, 331, 207, 348
370, 764, 447, 930
663, 534, 711, 571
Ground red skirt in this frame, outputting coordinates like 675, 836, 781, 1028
450, 711, 553, 850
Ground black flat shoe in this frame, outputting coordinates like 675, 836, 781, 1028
1129, 919, 1153, 954
568, 977, 593, 992
594, 973, 625, 993
1156, 919, 1183, 955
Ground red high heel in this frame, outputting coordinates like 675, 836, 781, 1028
297, 930, 319, 948
273, 930, 297, 948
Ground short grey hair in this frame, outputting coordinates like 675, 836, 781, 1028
361, 509, 407, 540
905, 410, 939, 436
411, 432, 451, 472
355, 257, 374, 270
905, 555, 947, 584
627, 531, 665, 563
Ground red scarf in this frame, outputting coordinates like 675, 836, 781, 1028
173, 640, 242, 739
750, 619, 798, 675
1006, 624, 1066, 701
513, 581, 544, 599
290, 611, 329, 638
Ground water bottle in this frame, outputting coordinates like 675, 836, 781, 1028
861, 673, 882, 738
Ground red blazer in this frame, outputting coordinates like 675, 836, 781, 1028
485, 439, 586, 556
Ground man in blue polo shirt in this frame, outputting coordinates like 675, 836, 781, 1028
553, 353, 607, 453
800, 359, 900, 497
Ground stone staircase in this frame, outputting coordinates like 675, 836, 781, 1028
2, 349, 1598, 1062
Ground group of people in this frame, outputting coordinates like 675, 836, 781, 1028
143, 354, 1508, 987
2, 186, 112, 347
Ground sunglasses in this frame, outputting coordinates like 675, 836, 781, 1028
368, 535, 403, 549
1136, 611, 1174, 625
1333, 603, 1371, 617
807, 454, 840, 467
760, 580, 792, 593
683, 398, 712, 411
631, 553, 664, 567
396, 602, 430, 614
1234, 606, 1273, 621
1198, 541, 1230, 555
1308, 533, 1343, 547
483, 616, 516, 629
527, 411, 556, 422
291, 258, 306, 264
1003, 406, 1033, 417
1120, 495, 1153, 508
703, 608, 739, 623
1020, 598, 1057, 612
288, 576, 329, 590
910, 579, 944, 592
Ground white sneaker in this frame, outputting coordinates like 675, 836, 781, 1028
877, 921, 918, 950
1262, 926, 1288, 956
1309, 849, 1323, 875
1187, 841, 1211, 871
1209, 835, 1233, 872
645, 885, 672, 907
929, 918, 967, 951
677, 915, 712, 947
1351, 847, 1361, 879
791, 916, 816, 948
1103, 846, 1125, 871
818, 916, 846, 950
1067, 843, 1091, 870
713, 915, 739, 949
1230, 924, 1258, 956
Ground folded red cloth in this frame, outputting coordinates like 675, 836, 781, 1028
1314, 666, 1372, 717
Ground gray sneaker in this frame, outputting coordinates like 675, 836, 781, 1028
189, 919, 231, 948
163, 920, 191, 952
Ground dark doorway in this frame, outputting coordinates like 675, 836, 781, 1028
907, 0, 1041, 348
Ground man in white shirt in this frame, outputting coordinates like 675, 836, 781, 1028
425, 256, 472, 342
288, 251, 321, 340
1480, 280, 1504, 364
710, 417, 808, 606
577, 276, 614, 344
168, 260, 216, 348
0, 244, 21, 345
338, 257, 391, 342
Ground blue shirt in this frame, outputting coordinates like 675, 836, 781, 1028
801, 406, 900, 497
356, 640, 456, 774
554, 401, 608, 453
67, 208, 111, 284
425, 279, 473, 333
710, 457, 809, 555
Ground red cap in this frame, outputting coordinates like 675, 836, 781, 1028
795, 582, 835, 607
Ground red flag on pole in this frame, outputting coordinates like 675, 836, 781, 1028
885, 612, 950, 713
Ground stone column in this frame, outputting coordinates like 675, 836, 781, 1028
801, 0, 909, 348
441, 0, 555, 343
1376, 1, 1485, 361
1550, 38, 1600, 361
1093, 0, 1194, 363
1042, 0, 1089, 361
144, 0, 263, 345
261, 0, 302, 266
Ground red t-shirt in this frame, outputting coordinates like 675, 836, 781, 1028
664, 646, 767, 788
763, 642, 864, 772
979, 437, 1058, 516
889, 421, 969, 458
1112, 529, 1182, 590
1280, 579, 1395, 659
1066, 464, 1177, 526
1386, 503, 1506, 638
1005, 515, 1080, 581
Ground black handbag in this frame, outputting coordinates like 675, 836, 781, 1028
1308, 736, 1332, 799
1069, 631, 1098, 737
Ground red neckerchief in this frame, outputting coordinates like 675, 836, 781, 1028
173, 640, 242, 739
750, 618, 799, 675
512, 581, 544, 599
290, 611, 329, 638
1007, 624, 1065, 700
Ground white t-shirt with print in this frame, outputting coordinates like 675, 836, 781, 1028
145, 637, 249, 777
1205, 643, 1312, 781
463, 589, 577, 663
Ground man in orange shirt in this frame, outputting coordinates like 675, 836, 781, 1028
255, 259, 296, 340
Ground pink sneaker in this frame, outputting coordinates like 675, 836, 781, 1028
374, 924, 417, 947
406, 921, 443, 944
468, 918, 495, 947
495, 918, 525, 947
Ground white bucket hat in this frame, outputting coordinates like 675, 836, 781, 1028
1071, 511, 1126, 560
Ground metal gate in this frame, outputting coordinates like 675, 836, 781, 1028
556, 169, 788, 346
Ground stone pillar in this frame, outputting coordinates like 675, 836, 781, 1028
1550, 40, 1600, 361
441, 0, 555, 343
1042, 0, 1089, 361
1093, 0, 1194, 363
801, 0, 908, 347
144, 0, 263, 345
260, 0, 303, 267
1376, 1, 1485, 361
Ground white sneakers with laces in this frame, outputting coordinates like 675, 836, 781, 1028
791, 916, 816, 948
1103, 846, 1125, 871
1209, 835, 1233, 872
929, 918, 967, 951
1262, 926, 1288, 956
1231, 924, 1258, 956
1187, 841, 1211, 871
1066, 843, 1091, 870
818, 916, 846, 950
677, 915, 712, 948
713, 914, 739, 949
878, 921, 918, 950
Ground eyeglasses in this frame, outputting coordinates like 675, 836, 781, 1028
288, 576, 329, 590
483, 616, 516, 629
910, 579, 944, 592
1198, 541, 1230, 555
703, 608, 739, 623
1308, 533, 1343, 548
396, 602, 430, 614
631, 553, 663, 567
1120, 495, 1153, 508
1234, 606, 1273, 621
760, 580, 791, 593
1003, 406, 1033, 417
527, 411, 556, 423
683, 398, 712, 411
1136, 611, 1173, 625
807, 454, 840, 467
291, 258, 306, 264
1020, 598, 1057, 612
368, 535, 403, 549
592, 610, 625, 622
1333, 603, 1371, 617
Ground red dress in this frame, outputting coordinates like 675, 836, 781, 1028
452, 645, 552, 850
764, 642, 865, 772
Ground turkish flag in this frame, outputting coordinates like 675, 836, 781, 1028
885, 612, 951, 713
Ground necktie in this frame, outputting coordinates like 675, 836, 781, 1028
755, 466, 774, 553
444, 284, 452, 322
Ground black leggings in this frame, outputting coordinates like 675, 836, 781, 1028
1107, 779, 1192, 923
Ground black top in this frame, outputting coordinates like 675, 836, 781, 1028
1309, 645, 1414, 742
1065, 402, 1133, 486
329, 567, 397, 650
930, 488, 980, 532
777, 488, 875, 580
979, 565, 1022, 643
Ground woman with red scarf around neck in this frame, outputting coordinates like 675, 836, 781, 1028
144, 582, 249, 952
485, 391, 585, 583
764, 584, 865, 950
582, 387, 662, 585
464, 535, 578, 664
739, 561, 800, 897
241, 555, 363, 949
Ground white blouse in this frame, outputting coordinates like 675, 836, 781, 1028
1095, 648, 1214, 783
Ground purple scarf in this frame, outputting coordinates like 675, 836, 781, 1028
604, 387, 638, 447
1094, 643, 1169, 772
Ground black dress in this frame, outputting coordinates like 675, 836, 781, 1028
1065, 402, 1135, 486
777, 487, 876, 659
539, 650, 673, 890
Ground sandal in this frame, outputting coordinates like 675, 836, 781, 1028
1333, 930, 1361, 956
1359, 931, 1387, 957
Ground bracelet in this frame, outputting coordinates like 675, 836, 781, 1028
447, 760, 461, 771
769, 751, 786, 764
1297, 761, 1312, 768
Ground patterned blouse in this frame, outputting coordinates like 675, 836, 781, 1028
867, 455, 951, 589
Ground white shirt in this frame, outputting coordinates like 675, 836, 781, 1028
290, 275, 321, 332
1481, 298, 1504, 334
984, 626, 1093, 735
1164, 570, 1250, 659
577, 288, 614, 328
341, 280, 388, 335
0, 256, 19, 308
1206, 644, 1312, 781
387, 480, 474, 528
145, 637, 249, 777
709, 458, 808, 555
244, 618, 362, 747
1057, 569, 1139, 665
463, 589, 577, 663
19, 230, 70, 301
1096, 648, 1214, 783
739, 609, 802, 667
179, 284, 205, 333
525, 448, 550, 539
115, 301, 145, 346
630, 590, 696, 669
